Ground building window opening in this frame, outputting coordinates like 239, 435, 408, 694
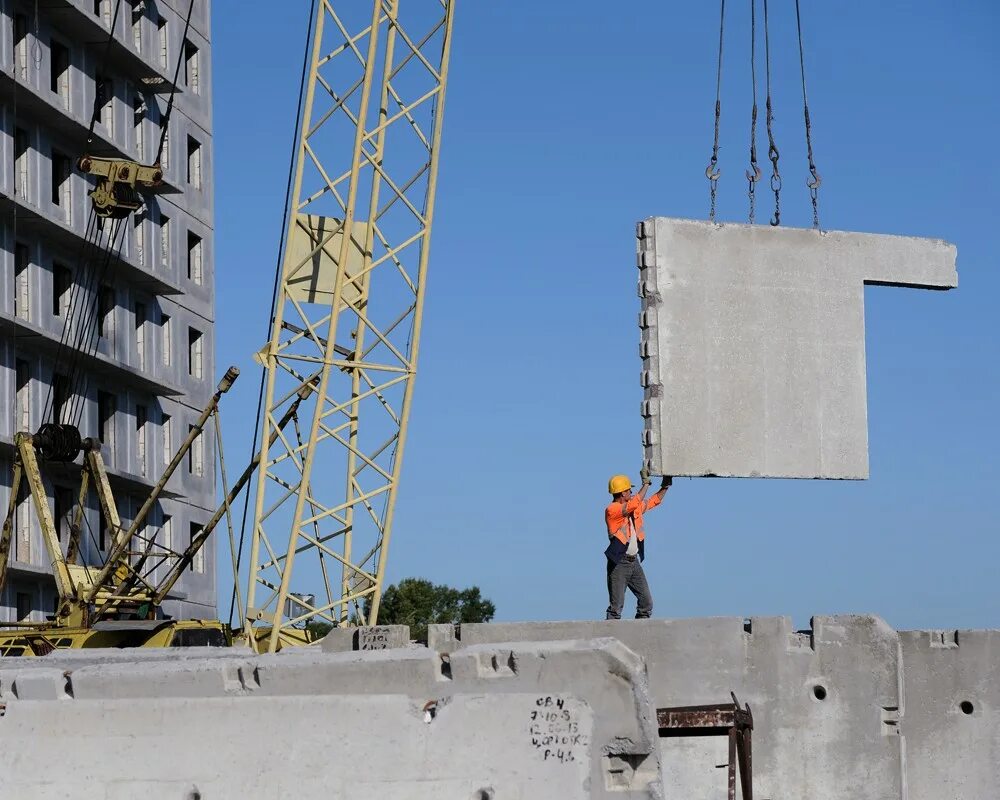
186, 136, 202, 189
52, 372, 70, 425
14, 14, 29, 78
157, 16, 168, 70
97, 75, 114, 134
15, 359, 31, 433
93, 0, 111, 27
133, 210, 146, 266
189, 522, 204, 572
130, 0, 144, 51
54, 487, 74, 545
50, 39, 70, 104
187, 231, 203, 284
14, 243, 30, 321
161, 313, 172, 366
98, 390, 117, 460
161, 413, 172, 465
16, 592, 32, 621
188, 327, 203, 379
133, 93, 147, 158
160, 213, 170, 268
184, 40, 200, 94
99, 284, 115, 342
14, 127, 30, 201
52, 262, 72, 317
161, 513, 172, 552
136, 403, 148, 476
51, 150, 72, 213
187, 424, 204, 477
135, 302, 147, 369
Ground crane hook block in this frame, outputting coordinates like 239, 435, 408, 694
77, 156, 164, 220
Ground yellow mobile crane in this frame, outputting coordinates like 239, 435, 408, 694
0, 0, 454, 655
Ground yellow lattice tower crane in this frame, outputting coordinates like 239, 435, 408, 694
239, 0, 455, 652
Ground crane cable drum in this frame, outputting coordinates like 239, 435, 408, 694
704, 0, 823, 228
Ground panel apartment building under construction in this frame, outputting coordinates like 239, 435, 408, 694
0, 0, 214, 621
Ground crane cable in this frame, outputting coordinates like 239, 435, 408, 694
85, 0, 124, 151
705, 0, 725, 222
43, 0, 196, 433
795, 0, 822, 229
155, 0, 196, 165
229, 0, 319, 628
762, 0, 782, 226
746, 0, 761, 223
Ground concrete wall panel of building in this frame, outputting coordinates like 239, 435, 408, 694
0, 0, 215, 623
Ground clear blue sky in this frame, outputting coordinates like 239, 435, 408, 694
212, 2, 999, 631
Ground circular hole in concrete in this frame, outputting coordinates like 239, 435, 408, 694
960, 700, 974, 715
812, 685, 827, 701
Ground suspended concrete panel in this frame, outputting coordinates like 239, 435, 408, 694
636, 218, 957, 479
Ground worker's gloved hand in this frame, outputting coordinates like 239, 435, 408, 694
639, 467, 651, 485
661, 475, 673, 489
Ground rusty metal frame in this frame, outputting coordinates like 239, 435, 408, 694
657, 693, 753, 800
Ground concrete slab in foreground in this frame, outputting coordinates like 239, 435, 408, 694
637, 218, 957, 479
0, 638, 661, 799
430, 615, 998, 800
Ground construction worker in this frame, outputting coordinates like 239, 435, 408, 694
604, 469, 672, 620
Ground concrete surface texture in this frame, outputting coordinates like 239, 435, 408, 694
432, 615, 997, 800
0, 638, 662, 799
636, 218, 958, 479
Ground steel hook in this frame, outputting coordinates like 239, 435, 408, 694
705, 163, 721, 181
745, 165, 761, 183
806, 171, 822, 190
769, 210, 781, 227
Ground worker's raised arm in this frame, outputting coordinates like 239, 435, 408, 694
644, 476, 673, 511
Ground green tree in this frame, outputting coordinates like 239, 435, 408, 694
374, 578, 495, 642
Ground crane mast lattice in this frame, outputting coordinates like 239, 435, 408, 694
244, 0, 455, 652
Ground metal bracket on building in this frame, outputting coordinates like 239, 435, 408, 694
77, 156, 163, 219
657, 692, 754, 800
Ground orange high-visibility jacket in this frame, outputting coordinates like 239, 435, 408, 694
604, 493, 662, 563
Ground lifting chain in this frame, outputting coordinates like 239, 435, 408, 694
705, 0, 726, 221
762, 0, 781, 226
746, 0, 761, 224
796, 0, 822, 228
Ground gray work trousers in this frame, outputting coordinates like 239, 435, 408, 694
606, 556, 653, 619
